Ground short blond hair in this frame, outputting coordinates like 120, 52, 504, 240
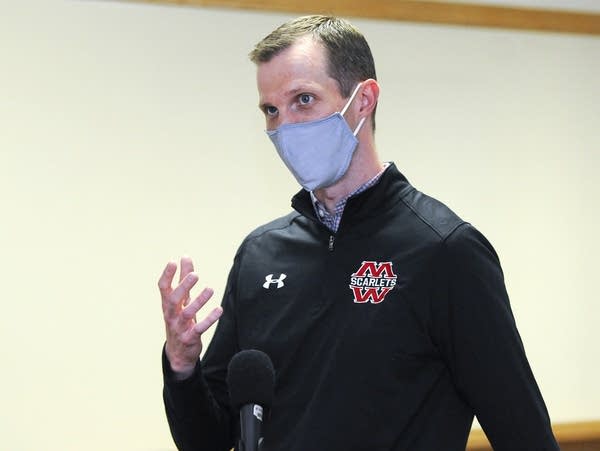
250, 15, 378, 129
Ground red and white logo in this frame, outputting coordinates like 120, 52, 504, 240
349, 261, 397, 304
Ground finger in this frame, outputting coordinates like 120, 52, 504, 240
179, 256, 195, 306
179, 256, 194, 283
179, 287, 214, 324
165, 272, 199, 317
158, 261, 178, 300
185, 306, 223, 341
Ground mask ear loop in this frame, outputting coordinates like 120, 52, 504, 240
352, 116, 367, 137
340, 82, 366, 136
340, 82, 363, 117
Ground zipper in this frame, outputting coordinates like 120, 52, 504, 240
328, 235, 335, 251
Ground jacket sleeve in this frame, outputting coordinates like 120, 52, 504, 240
433, 223, 559, 450
162, 251, 242, 451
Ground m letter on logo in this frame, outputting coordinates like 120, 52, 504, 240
352, 261, 396, 278
349, 261, 397, 304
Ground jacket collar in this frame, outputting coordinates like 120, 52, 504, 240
291, 162, 412, 229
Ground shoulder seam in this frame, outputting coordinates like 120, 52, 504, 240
399, 193, 466, 241
244, 211, 302, 244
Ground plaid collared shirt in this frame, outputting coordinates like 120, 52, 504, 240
311, 163, 389, 233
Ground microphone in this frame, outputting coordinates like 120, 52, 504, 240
227, 349, 275, 451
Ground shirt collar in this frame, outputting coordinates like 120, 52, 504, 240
310, 162, 390, 233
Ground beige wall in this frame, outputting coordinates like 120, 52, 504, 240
1, 1, 598, 449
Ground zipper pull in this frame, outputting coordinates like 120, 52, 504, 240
328, 235, 335, 251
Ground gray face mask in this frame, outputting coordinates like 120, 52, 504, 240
266, 83, 366, 191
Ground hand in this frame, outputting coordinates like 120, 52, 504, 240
159, 256, 223, 379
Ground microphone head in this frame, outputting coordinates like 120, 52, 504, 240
227, 349, 275, 408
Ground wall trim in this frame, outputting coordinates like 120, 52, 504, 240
124, 0, 600, 35
467, 420, 600, 450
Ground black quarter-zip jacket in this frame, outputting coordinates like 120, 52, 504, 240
163, 163, 558, 451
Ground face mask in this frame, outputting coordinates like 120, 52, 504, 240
266, 83, 366, 191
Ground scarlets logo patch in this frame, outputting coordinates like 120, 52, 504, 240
349, 261, 397, 304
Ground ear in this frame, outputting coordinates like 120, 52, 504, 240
358, 78, 379, 117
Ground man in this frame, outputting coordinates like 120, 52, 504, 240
160, 15, 559, 451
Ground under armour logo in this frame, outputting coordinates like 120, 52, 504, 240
263, 273, 286, 289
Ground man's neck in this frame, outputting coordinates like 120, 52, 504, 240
314, 156, 384, 213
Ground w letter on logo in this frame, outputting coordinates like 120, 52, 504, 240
350, 286, 393, 304
263, 273, 286, 289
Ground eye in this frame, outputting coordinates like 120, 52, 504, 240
265, 105, 278, 117
298, 93, 314, 105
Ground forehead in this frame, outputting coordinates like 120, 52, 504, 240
256, 36, 336, 100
